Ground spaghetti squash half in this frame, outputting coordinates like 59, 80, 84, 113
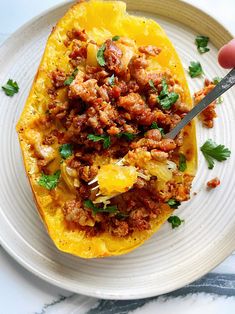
17, 0, 197, 258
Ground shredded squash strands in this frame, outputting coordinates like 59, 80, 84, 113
92, 161, 177, 203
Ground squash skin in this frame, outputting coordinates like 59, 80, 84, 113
16, 0, 197, 258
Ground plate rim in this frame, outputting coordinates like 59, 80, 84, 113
0, 0, 234, 299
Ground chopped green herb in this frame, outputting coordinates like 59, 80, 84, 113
64, 68, 78, 86
198, 47, 210, 54
168, 215, 184, 229
161, 79, 169, 96
2, 79, 19, 96
84, 199, 96, 211
64, 77, 74, 86
59, 143, 73, 159
87, 134, 111, 149
195, 35, 210, 54
96, 43, 106, 67
117, 132, 136, 141
100, 205, 118, 214
188, 61, 203, 78
217, 96, 223, 104
112, 35, 120, 41
159, 92, 179, 110
84, 199, 118, 215
157, 79, 179, 110
167, 199, 181, 209
200, 139, 231, 169
148, 79, 157, 92
38, 170, 61, 190
213, 77, 222, 85
116, 212, 129, 220
179, 153, 187, 172
150, 122, 158, 129
212, 78, 223, 103
108, 74, 115, 86
150, 122, 164, 135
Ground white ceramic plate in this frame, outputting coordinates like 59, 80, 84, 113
0, 0, 234, 299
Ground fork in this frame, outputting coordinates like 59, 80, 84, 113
88, 68, 235, 193
165, 68, 235, 139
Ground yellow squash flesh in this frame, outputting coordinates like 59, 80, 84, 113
16, 0, 197, 258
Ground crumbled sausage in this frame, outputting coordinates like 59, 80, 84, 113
69, 44, 87, 60
42, 134, 56, 145
66, 28, 88, 43
194, 80, 217, 128
207, 177, 220, 189
138, 45, 161, 56
200, 103, 217, 128
48, 101, 69, 120
69, 78, 98, 102
158, 139, 176, 152
111, 219, 129, 237
129, 56, 149, 87
145, 129, 162, 141
104, 39, 123, 74
63, 200, 95, 227
79, 165, 98, 182
118, 92, 156, 125
151, 149, 168, 161
51, 69, 66, 88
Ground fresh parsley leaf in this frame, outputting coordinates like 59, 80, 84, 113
87, 134, 111, 149
195, 35, 210, 54
150, 122, 158, 129
150, 122, 164, 135
159, 92, 179, 110
157, 79, 179, 110
213, 77, 222, 85
38, 170, 61, 190
96, 43, 106, 67
84, 199, 118, 214
179, 153, 187, 172
167, 199, 181, 209
108, 74, 115, 86
64, 68, 78, 86
188, 61, 203, 78
217, 96, 223, 104
212, 78, 223, 103
148, 79, 157, 92
112, 35, 120, 41
117, 132, 136, 141
59, 143, 73, 159
198, 47, 210, 53
84, 199, 96, 210
168, 215, 184, 229
64, 77, 74, 86
116, 212, 129, 220
200, 139, 231, 169
160, 79, 169, 96
2, 79, 19, 96
99, 205, 118, 214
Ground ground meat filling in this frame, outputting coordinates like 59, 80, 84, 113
138, 45, 161, 56
104, 39, 123, 74
207, 177, 220, 189
41, 28, 194, 237
194, 79, 217, 128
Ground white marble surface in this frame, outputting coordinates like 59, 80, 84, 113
0, 1, 235, 313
